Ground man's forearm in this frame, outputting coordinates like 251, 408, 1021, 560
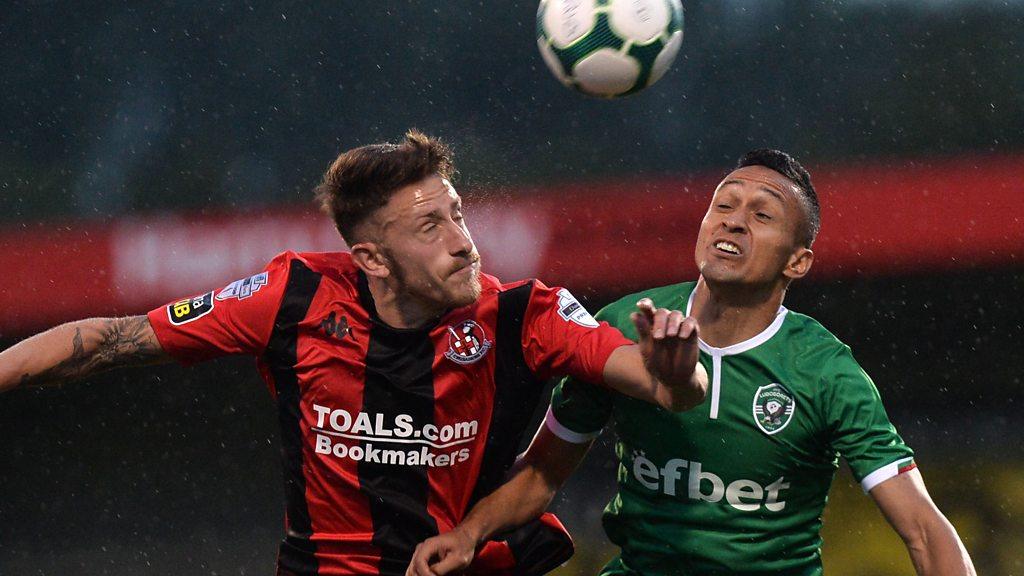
0, 316, 167, 393
457, 463, 559, 545
905, 517, 976, 576
872, 470, 975, 576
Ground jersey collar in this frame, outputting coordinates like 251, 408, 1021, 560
685, 286, 789, 356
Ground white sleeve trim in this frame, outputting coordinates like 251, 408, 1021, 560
860, 457, 915, 493
544, 406, 601, 444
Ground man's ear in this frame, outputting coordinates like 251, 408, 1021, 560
351, 242, 390, 279
783, 247, 814, 281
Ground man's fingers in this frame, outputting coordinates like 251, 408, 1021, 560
631, 311, 652, 341
678, 316, 699, 340
665, 310, 685, 337
651, 308, 671, 338
431, 552, 471, 576
636, 298, 655, 321
407, 542, 440, 576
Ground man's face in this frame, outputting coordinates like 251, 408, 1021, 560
373, 175, 482, 310
694, 165, 810, 287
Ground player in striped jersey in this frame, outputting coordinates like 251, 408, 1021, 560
0, 131, 707, 575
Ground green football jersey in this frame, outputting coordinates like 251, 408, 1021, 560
550, 282, 914, 576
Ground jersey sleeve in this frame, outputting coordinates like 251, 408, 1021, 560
520, 280, 633, 385
146, 252, 293, 365
545, 300, 628, 443
822, 345, 916, 493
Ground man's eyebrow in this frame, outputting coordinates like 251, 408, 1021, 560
414, 208, 444, 221
720, 179, 787, 203
758, 186, 786, 203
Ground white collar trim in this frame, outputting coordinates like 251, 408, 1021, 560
686, 286, 789, 356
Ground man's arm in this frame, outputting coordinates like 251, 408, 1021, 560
601, 299, 707, 412
0, 316, 170, 393
406, 425, 591, 576
870, 468, 976, 576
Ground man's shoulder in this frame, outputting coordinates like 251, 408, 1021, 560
778, 310, 862, 377
268, 251, 361, 293
780, 310, 848, 352
479, 272, 530, 294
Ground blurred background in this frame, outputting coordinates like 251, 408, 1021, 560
2, 1, 1022, 574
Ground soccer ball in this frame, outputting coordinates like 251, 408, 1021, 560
536, 0, 684, 98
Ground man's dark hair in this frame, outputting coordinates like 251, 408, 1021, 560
737, 149, 820, 247
315, 129, 455, 244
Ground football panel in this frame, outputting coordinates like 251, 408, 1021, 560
608, 0, 671, 45
543, 0, 601, 49
549, 12, 625, 78
572, 48, 641, 96
538, 38, 572, 86
647, 29, 682, 86
667, 0, 684, 34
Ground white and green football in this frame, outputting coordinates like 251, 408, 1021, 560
536, 0, 684, 98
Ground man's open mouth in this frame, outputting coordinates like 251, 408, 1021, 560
713, 240, 742, 255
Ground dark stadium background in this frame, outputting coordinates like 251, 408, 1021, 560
2, 1, 1022, 574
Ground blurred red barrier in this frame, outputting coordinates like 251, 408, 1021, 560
1, 154, 1021, 335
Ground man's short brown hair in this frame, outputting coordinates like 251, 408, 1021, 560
315, 129, 455, 244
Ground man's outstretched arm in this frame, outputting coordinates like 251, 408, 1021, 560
0, 316, 171, 393
602, 299, 707, 412
406, 425, 591, 576
871, 468, 976, 576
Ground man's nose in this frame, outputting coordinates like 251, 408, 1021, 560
447, 221, 474, 256
721, 215, 748, 233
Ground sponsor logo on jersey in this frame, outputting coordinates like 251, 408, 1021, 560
753, 383, 796, 435
167, 291, 215, 325
311, 403, 477, 468
216, 271, 268, 301
556, 288, 598, 328
630, 449, 790, 512
444, 320, 492, 365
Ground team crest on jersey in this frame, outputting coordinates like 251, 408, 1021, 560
216, 272, 268, 301
167, 291, 215, 325
444, 320, 492, 365
753, 383, 796, 435
556, 288, 598, 328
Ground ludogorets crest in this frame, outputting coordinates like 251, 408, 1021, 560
444, 320, 492, 365
753, 383, 796, 435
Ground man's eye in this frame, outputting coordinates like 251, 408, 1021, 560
716, 204, 731, 210
756, 212, 772, 220
422, 223, 437, 232
453, 212, 464, 222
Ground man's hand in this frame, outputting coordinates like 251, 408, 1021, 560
631, 298, 704, 409
407, 528, 476, 576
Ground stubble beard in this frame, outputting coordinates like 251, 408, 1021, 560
388, 252, 483, 313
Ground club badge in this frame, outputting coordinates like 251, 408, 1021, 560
753, 383, 796, 435
444, 320, 492, 365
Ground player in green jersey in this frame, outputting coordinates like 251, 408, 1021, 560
407, 149, 975, 576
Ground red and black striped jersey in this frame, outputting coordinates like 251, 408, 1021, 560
147, 251, 631, 576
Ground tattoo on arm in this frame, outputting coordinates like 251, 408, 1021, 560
93, 316, 164, 367
19, 316, 166, 388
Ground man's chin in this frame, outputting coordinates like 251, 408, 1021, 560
699, 263, 747, 285
444, 277, 482, 309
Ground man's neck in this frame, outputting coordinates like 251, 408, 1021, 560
690, 277, 786, 348
366, 276, 443, 330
